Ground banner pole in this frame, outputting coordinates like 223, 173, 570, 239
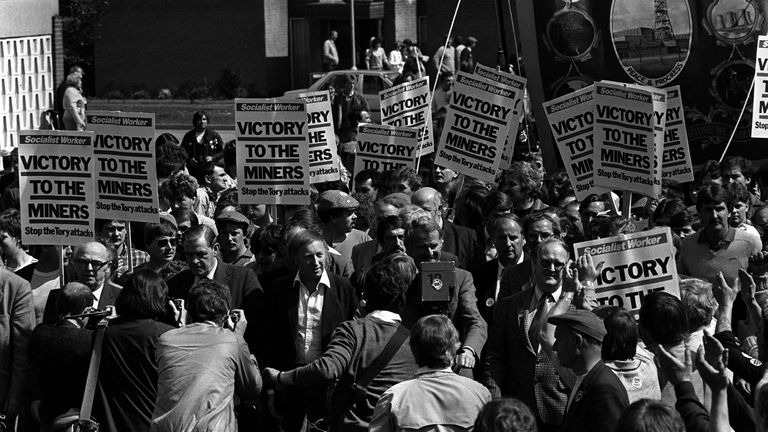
126, 221, 134, 274
621, 191, 633, 221
59, 245, 66, 288
719, 78, 754, 163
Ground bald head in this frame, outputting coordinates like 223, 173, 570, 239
411, 187, 443, 222
71, 241, 114, 291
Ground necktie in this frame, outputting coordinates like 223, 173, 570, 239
529, 294, 553, 351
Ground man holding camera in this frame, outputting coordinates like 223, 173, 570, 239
151, 279, 262, 431
402, 217, 486, 375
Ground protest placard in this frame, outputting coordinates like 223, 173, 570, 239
662, 86, 694, 183
87, 111, 159, 223
474, 63, 526, 170
295, 91, 341, 183
18, 130, 96, 245
574, 226, 680, 315
354, 123, 418, 177
752, 36, 768, 138
434, 71, 516, 183
626, 84, 665, 198
543, 85, 608, 201
594, 82, 657, 196
379, 77, 434, 156
235, 98, 310, 205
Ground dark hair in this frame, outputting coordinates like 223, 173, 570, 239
679, 278, 717, 332
482, 191, 514, 218
579, 194, 607, 214
192, 110, 209, 125
696, 183, 733, 213
698, 160, 721, 183
594, 213, 632, 238
115, 270, 169, 320
669, 210, 693, 232
364, 253, 417, 312
653, 198, 688, 227
501, 162, 540, 198
354, 169, 380, 187
159, 173, 198, 201
615, 399, 685, 432
593, 306, 638, 361
721, 156, 753, 179
143, 221, 177, 246
282, 208, 324, 240
189, 159, 216, 185
473, 398, 538, 432
287, 229, 327, 260
639, 292, 688, 345
384, 167, 422, 195
172, 209, 199, 227
186, 279, 231, 323
57, 282, 94, 317
214, 189, 240, 218
410, 314, 459, 368
726, 182, 750, 205
182, 224, 217, 248
522, 211, 561, 239
352, 193, 374, 233
250, 224, 282, 256
455, 185, 489, 230
0, 208, 21, 241
155, 143, 188, 178
376, 215, 406, 241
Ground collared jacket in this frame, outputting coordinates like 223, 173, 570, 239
0, 269, 35, 411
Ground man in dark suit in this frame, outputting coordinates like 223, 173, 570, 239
498, 211, 559, 298
43, 241, 123, 323
351, 215, 406, 278
548, 310, 628, 432
0, 267, 35, 425
259, 229, 358, 432
472, 214, 525, 324
483, 238, 571, 432
168, 224, 262, 310
402, 217, 486, 376
411, 187, 483, 270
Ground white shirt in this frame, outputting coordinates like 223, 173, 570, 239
368, 310, 401, 324
567, 373, 587, 411
194, 260, 218, 286
92, 284, 104, 309
294, 270, 331, 364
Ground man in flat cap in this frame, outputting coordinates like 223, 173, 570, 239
317, 190, 371, 272
216, 210, 254, 266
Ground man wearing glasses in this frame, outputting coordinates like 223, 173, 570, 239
483, 238, 575, 432
42, 241, 121, 322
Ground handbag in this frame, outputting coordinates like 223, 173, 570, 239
314, 325, 409, 432
51, 318, 108, 432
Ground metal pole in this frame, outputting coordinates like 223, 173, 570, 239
493, 0, 509, 71
351, 0, 357, 70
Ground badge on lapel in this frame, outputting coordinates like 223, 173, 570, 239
574, 391, 584, 403
485, 298, 495, 307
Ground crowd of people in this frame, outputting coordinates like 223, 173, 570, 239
2, 37, 768, 432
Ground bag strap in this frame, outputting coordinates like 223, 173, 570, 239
79, 319, 108, 423
355, 324, 409, 389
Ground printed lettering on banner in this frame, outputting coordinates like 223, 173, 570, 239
434, 71, 516, 183
574, 227, 680, 316
543, 85, 608, 201
87, 111, 160, 223
661, 86, 694, 182
379, 77, 434, 156
18, 130, 96, 245
593, 82, 657, 196
296, 91, 341, 183
627, 84, 666, 198
752, 36, 768, 138
474, 63, 526, 170
354, 124, 418, 177
235, 98, 311, 205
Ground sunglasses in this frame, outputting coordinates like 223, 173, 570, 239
74, 259, 110, 269
539, 259, 566, 271
156, 237, 178, 248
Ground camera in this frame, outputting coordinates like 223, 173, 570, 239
0, 413, 8, 432
420, 261, 455, 303
171, 298, 184, 311
229, 310, 241, 324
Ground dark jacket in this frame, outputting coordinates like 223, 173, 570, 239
441, 220, 483, 271
167, 259, 263, 310
471, 258, 500, 324
498, 258, 532, 299
43, 281, 122, 324
560, 361, 629, 432
259, 272, 359, 370
483, 289, 568, 427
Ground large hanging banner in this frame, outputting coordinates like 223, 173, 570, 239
662, 86, 694, 182
18, 130, 96, 245
235, 98, 310, 205
434, 71, 516, 183
295, 91, 341, 183
594, 82, 657, 196
574, 226, 680, 316
354, 123, 418, 177
379, 76, 434, 157
752, 36, 768, 138
87, 111, 160, 223
543, 85, 607, 200
474, 63, 527, 170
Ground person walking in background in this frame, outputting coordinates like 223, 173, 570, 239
323, 30, 340, 72
460, 37, 478, 73
62, 71, 87, 131
366, 37, 390, 71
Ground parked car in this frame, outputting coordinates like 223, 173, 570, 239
283, 70, 399, 123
